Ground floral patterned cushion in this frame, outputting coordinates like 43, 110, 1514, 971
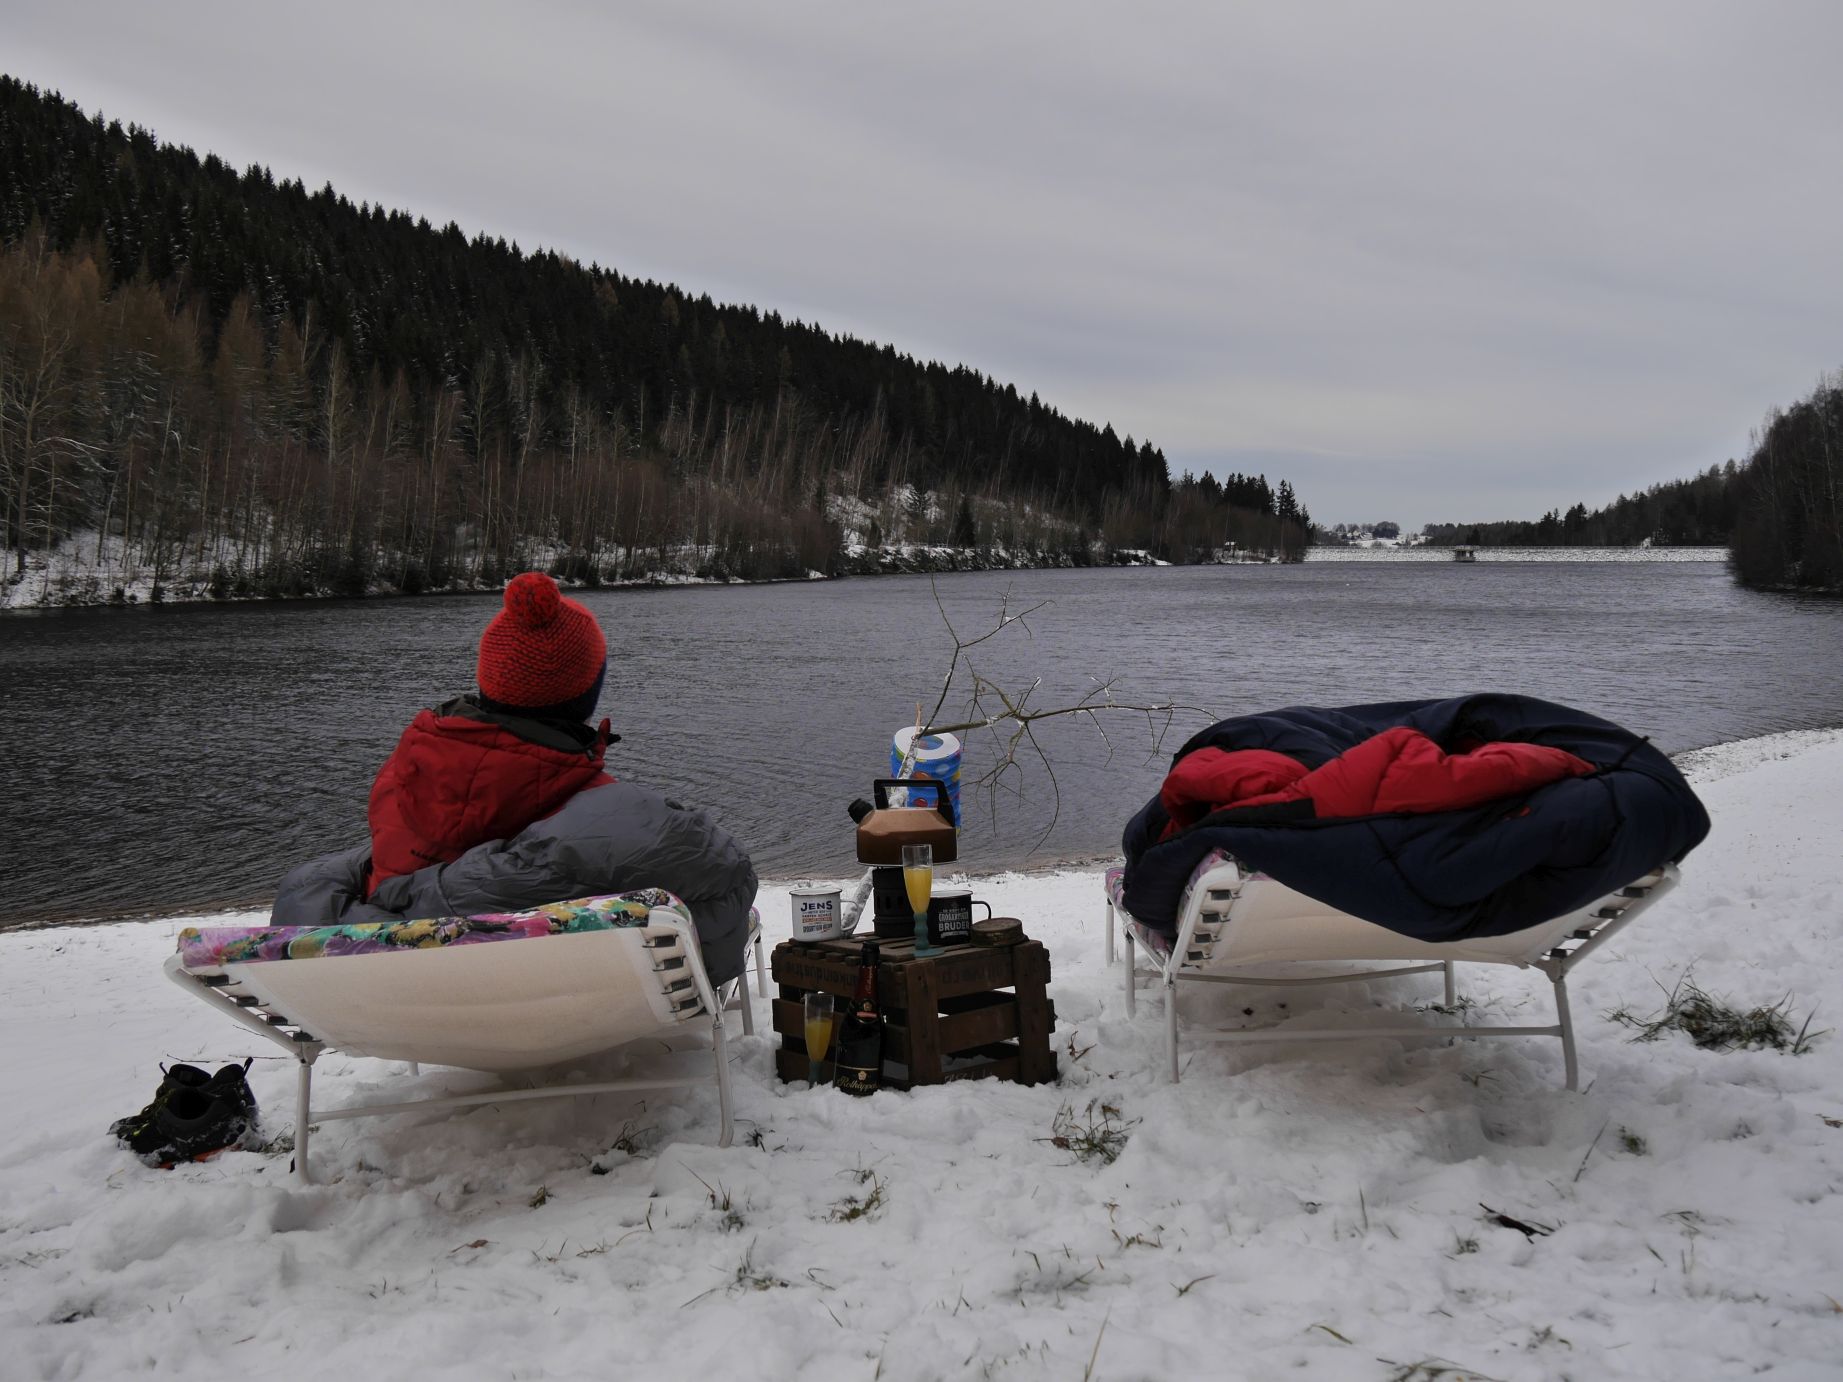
177, 890, 689, 970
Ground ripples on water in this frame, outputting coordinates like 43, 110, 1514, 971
2, 556, 1840, 923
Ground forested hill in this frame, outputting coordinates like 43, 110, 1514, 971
1420, 465, 1739, 548
0, 76, 1310, 602
1416, 375, 1840, 594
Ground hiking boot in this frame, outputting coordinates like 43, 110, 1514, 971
108, 1063, 213, 1154
143, 1086, 257, 1164
110, 1060, 258, 1164
200, 1060, 258, 1123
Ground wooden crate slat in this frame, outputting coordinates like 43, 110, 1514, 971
772, 935, 1020, 1001
937, 994, 1019, 1052
902, 959, 945, 1083
1012, 941, 1057, 1085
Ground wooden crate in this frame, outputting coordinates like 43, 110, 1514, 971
770, 933, 1057, 1090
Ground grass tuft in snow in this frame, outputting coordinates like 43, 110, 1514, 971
727, 1242, 789, 1292
1380, 1358, 1506, 1382
1110, 1225, 1163, 1250
1044, 1100, 1138, 1166
681, 1241, 791, 1306
827, 1170, 887, 1223
1608, 974, 1828, 1053
608, 1120, 651, 1156
586, 1123, 652, 1174
1418, 994, 1482, 1018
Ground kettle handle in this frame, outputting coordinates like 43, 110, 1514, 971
872, 777, 957, 828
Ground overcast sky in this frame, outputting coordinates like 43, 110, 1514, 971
7, 2, 1841, 528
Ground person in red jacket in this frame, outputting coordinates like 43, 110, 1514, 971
364, 571, 613, 897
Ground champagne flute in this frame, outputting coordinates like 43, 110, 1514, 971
803, 991, 837, 1084
902, 843, 939, 956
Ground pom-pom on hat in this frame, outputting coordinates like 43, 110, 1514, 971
476, 573, 607, 719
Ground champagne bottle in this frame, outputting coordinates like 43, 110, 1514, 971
833, 941, 883, 1097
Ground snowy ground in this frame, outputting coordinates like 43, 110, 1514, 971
2, 733, 1841, 1380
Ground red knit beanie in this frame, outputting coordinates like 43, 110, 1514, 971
476, 573, 607, 711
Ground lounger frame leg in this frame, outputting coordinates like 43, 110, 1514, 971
1105, 898, 1115, 967
1123, 927, 1137, 1017
712, 1013, 735, 1148
1164, 971, 1180, 1082
732, 975, 755, 1037
1443, 961, 1456, 1009
295, 1052, 318, 1186
1552, 972, 1578, 1092
727, 915, 765, 1037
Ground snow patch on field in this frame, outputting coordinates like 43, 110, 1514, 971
1, 734, 1840, 1379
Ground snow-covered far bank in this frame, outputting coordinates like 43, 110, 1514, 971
3, 733, 1841, 1380
1306, 546, 1729, 563
0, 529, 837, 610
0, 530, 1173, 610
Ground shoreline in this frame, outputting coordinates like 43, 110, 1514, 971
0, 543, 1186, 614
3, 542, 1749, 615
9, 726, 1838, 936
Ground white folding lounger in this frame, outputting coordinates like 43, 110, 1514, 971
166, 891, 765, 1182
1105, 856, 1679, 1087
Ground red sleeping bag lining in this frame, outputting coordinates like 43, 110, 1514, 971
1158, 726, 1596, 840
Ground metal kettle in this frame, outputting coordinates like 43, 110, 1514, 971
851, 777, 958, 865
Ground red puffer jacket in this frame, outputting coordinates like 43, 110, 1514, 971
1158, 725, 1595, 838
366, 697, 613, 894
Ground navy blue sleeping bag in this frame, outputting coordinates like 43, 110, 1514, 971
1120, 693, 1710, 942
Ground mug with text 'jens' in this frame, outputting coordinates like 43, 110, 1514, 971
791, 886, 848, 942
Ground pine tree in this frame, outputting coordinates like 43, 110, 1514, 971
1276, 480, 1299, 526
953, 494, 977, 549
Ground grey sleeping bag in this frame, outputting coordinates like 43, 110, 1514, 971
271, 781, 758, 986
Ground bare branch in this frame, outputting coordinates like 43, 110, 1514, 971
914, 589, 1213, 848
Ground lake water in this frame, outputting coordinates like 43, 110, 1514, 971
3, 554, 1840, 925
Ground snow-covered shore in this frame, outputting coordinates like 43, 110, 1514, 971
3, 732, 1841, 1380
0, 526, 1140, 611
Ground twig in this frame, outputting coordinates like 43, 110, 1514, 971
1081, 1308, 1111, 1382
1573, 1118, 1611, 1183
1479, 1204, 1553, 1239
915, 581, 1211, 847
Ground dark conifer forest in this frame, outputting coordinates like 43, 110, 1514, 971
1727, 373, 1843, 591
0, 77, 1310, 603
1419, 466, 1741, 549
1418, 372, 1840, 594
